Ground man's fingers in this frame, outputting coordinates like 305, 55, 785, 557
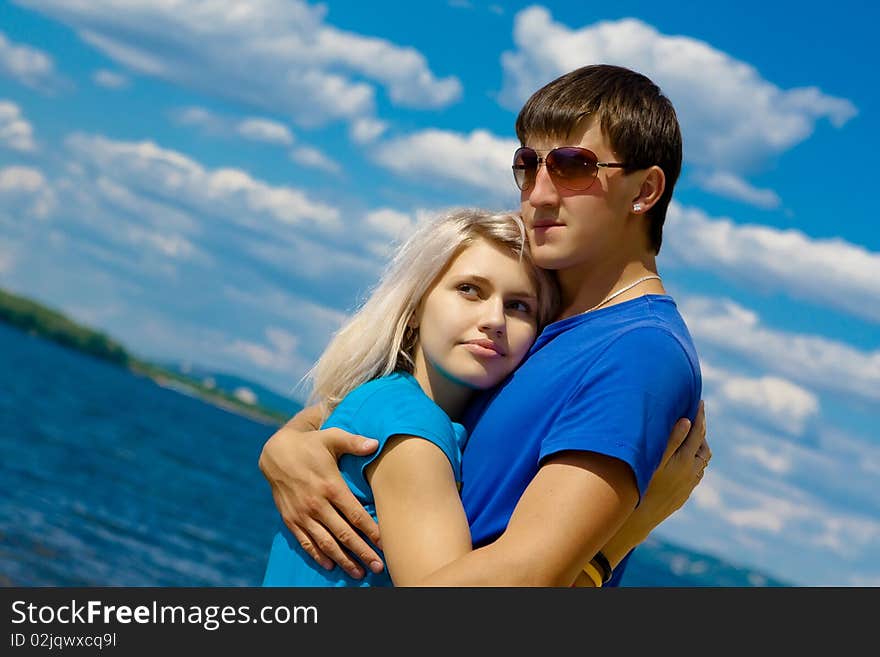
659, 417, 691, 469
322, 510, 384, 574
303, 517, 365, 580
322, 428, 379, 459
328, 488, 383, 570
290, 524, 334, 571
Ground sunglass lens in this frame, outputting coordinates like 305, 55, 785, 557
512, 147, 538, 190
546, 147, 598, 190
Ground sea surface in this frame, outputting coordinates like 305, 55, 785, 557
0, 323, 787, 586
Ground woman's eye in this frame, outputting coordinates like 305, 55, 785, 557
457, 283, 480, 297
507, 300, 533, 314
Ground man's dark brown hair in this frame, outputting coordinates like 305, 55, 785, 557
515, 64, 682, 254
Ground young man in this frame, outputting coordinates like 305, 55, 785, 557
259, 65, 705, 586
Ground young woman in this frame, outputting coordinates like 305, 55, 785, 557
261, 208, 704, 587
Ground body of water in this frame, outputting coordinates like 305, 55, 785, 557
0, 323, 786, 586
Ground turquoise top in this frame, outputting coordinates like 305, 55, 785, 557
262, 371, 468, 587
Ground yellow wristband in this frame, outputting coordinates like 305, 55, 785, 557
582, 561, 603, 588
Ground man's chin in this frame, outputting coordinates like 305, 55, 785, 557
531, 248, 572, 271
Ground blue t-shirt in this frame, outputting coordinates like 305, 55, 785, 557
460, 295, 702, 586
262, 371, 468, 587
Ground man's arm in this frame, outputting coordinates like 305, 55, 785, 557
419, 451, 638, 586
258, 404, 385, 578
415, 401, 709, 586
601, 401, 709, 569
260, 400, 709, 583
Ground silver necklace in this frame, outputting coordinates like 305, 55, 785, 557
583, 275, 662, 314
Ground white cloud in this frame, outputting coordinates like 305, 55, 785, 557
222, 285, 349, 349
313, 22, 461, 109
365, 208, 419, 242
227, 341, 279, 371
362, 207, 432, 258
374, 128, 519, 197
226, 326, 309, 378
0, 100, 36, 152
499, 8, 856, 173
664, 468, 880, 585
363, 206, 463, 259
663, 202, 880, 323
123, 224, 196, 260
733, 444, 792, 475
173, 107, 294, 146
237, 118, 294, 146
820, 427, 880, 480
680, 296, 880, 402
173, 106, 225, 132
0, 30, 58, 91
65, 133, 342, 233
1, 130, 394, 303
350, 117, 388, 144
701, 361, 819, 436
687, 475, 791, 535
242, 233, 378, 285
91, 175, 200, 235
50, 140, 389, 299
17, 0, 460, 126
0, 165, 55, 218
290, 146, 341, 174
92, 69, 129, 89
720, 377, 818, 432
0, 146, 401, 398
51, 173, 210, 265
695, 171, 781, 209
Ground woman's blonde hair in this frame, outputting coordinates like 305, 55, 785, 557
307, 208, 559, 414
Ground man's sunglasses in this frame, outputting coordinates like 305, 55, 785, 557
512, 146, 627, 192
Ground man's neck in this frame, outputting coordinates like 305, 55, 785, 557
556, 253, 663, 320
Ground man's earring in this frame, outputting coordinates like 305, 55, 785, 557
632, 202, 642, 212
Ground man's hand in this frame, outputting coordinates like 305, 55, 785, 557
258, 410, 385, 579
601, 401, 709, 567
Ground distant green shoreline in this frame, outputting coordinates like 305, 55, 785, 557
0, 287, 286, 426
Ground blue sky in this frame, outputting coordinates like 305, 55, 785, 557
1, 0, 877, 586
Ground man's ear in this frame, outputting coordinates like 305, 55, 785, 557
631, 165, 666, 213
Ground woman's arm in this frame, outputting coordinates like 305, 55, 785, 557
366, 437, 471, 586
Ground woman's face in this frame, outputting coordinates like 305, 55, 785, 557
412, 237, 539, 391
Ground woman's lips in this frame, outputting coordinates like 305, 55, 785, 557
462, 340, 504, 358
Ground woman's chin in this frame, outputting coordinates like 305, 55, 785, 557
450, 365, 513, 390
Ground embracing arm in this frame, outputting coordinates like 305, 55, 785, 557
570, 402, 710, 586
419, 450, 638, 586
419, 400, 709, 587
370, 417, 708, 587
600, 401, 709, 569
260, 399, 709, 584
258, 403, 385, 578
